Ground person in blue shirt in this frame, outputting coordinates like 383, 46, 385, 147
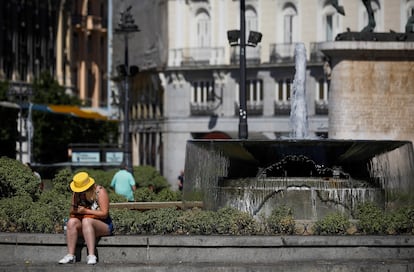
110, 163, 136, 201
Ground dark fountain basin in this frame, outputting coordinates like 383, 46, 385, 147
183, 139, 414, 219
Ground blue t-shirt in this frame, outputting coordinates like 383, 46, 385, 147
110, 170, 136, 201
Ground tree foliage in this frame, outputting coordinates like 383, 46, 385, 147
29, 72, 119, 163
1, 73, 119, 164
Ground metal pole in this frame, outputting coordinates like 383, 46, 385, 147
19, 94, 23, 161
238, 0, 248, 139
115, 6, 138, 173
123, 32, 132, 173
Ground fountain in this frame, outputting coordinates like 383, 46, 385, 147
183, 139, 414, 219
183, 11, 414, 219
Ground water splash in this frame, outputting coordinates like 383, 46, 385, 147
290, 43, 309, 139
216, 177, 384, 219
368, 143, 414, 206
183, 141, 229, 210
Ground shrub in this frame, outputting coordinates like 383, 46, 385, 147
140, 208, 181, 234
177, 208, 216, 235
266, 206, 295, 235
21, 202, 62, 233
134, 187, 157, 202
0, 157, 41, 200
133, 165, 169, 192
313, 212, 350, 235
48, 168, 72, 195
214, 207, 260, 235
385, 206, 414, 234
154, 188, 182, 202
111, 209, 141, 235
356, 202, 386, 234
0, 196, 34, 232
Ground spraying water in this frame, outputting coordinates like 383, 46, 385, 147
290, 43, 309, 139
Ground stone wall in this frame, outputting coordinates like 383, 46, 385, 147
1, 233, 413, 272
320, 41, 414, 144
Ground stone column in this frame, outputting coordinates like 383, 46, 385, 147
320, 41, 414, 144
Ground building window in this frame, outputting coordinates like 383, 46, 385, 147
246, 79, 263, 104
275, 79, 292, 115
235, 78, 263, 115
322, 2, 342, 41
282, 3, 297, 43
190, 80, 215, 115
403, 0, 414, 32
246, 7, 258, 33
87, 69, 94, 106
276, 79, 291, 102
246, 79, 263, 115
191, 80, 214, 103
196, 10, 210, 48
315, 78, 329, 115
326, 14, 333, 41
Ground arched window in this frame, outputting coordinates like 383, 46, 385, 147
196, 10, 210, 48
246, 7, 258, 34
282, 3, 298, 43
322, 1, 342, 41
404, 0, 414, 31
409, 1, 414, 16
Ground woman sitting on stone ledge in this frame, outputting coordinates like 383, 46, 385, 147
58, 172, 114, 265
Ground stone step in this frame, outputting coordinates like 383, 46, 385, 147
0, 233, 413, 271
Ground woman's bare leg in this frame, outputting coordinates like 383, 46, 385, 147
81, 217, 110, 256
66, 218, 82, 255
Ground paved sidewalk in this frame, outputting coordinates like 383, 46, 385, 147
1, 260, 414, 272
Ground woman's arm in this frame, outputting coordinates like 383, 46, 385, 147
75, 186, 110, 219
69, 193, 78, 215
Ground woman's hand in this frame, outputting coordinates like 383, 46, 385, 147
76, 206, 88, 214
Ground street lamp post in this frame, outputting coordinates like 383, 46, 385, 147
115, 6, 139, 173
227, 0, 262, 139
239, 0, 247, 139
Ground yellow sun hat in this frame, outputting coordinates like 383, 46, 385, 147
70, 172, 95, 192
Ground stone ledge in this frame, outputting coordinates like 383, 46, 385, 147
0, 232, 413, 266
1, 233, 413, 247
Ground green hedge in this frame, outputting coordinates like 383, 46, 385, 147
0, 157, 413, 235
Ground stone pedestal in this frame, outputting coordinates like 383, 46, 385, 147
320, 41, 414, 144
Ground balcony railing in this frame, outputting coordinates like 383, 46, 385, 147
274, 101, 291, 115
269, 43, 295, 63
190, 102, 216, 116
310, 42, 325, 62
169, 47, 225, 67
234, 102, 263, 116
315, 100, 329, 115
230, 46, 261, 65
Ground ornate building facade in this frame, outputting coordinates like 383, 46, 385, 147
0, 0, 108, 163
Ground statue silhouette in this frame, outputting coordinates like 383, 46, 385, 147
361, 0, 376, 32
328, 0, 345, 16
328, 0, 376, 32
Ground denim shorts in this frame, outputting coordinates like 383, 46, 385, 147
103, 216, 114, 235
